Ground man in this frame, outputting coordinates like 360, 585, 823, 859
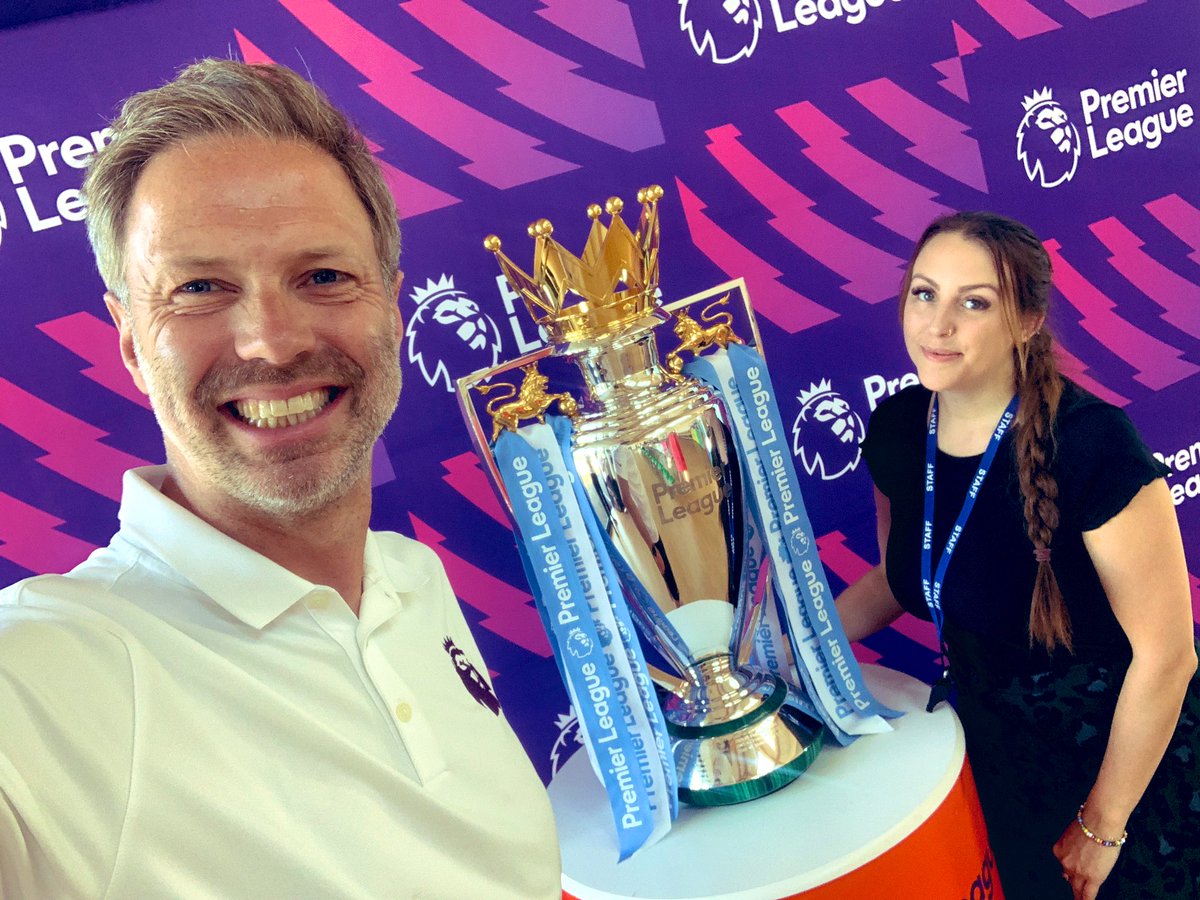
0, 60, 560, 899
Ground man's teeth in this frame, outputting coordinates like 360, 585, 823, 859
233, 389, 330, 429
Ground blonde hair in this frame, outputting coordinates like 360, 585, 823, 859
83, 59, 400, 302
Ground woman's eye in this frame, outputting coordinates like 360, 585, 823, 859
963, 296, 991, 311
911, 287, 934, 302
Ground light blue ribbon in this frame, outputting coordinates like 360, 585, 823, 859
494, 428, 667, 858
686, 345, 900, 742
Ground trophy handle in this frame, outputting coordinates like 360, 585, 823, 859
662, 293, 746, 378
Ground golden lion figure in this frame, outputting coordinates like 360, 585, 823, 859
665, 294, 745, 376
476, 363, 580, 442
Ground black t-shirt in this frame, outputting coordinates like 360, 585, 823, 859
861, 380, 1169, 670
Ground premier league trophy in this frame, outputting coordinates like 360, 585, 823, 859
460, 186, 824, 820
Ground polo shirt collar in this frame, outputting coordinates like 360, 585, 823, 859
116, 466, 319, 630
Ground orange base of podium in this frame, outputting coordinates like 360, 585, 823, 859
562, 759, 1002, 900
783, 759, 1003, 900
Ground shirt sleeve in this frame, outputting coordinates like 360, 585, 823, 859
0, 592, 135, 900
1055, 399, 1170, 532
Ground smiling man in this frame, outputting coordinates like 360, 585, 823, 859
0, 60, 559, 899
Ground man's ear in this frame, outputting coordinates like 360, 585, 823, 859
104, 292, 149, 396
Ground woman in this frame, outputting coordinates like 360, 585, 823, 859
837, 211, 1200, 899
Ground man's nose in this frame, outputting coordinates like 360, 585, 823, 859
234, 287, 317, 364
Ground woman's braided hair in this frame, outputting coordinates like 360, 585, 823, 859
903, 212, 1071, 651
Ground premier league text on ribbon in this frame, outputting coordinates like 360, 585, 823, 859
718, 357, 878, 722
507, 449, 659, 832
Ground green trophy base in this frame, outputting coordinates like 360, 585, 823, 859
665, 667, 826, 807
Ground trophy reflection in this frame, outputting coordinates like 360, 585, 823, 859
467, 186, 823, 806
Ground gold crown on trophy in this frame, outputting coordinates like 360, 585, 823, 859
483, 184, 664, 344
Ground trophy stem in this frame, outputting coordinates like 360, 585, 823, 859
567, 319, 669, 414
665, 656, 825, 806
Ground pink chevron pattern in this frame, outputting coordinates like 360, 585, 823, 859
814, 531, 936, 655
848, 78, 989, 193
675, 179, 836, 333
932, 57, 969, 103
401, 0, 662, 151
441, 451, 509, 528
814, 530, 872, 584
0, 378, 151, 502
932, 21, 982, 103
1060, 0, 1146, 16
705, 124, 907, 303
973, 0, 1060, 38
410, 513, 552, 657
1090, 216, 1200, 340
37, 312, 151, 410
535, 0, 645, 67
953, 21, 983, 55
233, 30, 460, 218
1044, 238, 1199, 390
0, 491, 98, 576
777, 101, 952, 240
889, 612, 941, 653
1145, 194, 1200, 268
276, 0, 577, 188
1054, 344, 1130, 407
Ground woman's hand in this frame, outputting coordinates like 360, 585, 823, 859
1053, 818, 1121, 900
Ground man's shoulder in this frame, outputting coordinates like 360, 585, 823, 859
370, 529, 447, 584
0, 575, 138, 675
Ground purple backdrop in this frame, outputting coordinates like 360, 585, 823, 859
1, 0, 1197, 781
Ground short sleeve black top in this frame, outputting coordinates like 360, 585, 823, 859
861, 380, 1169, 671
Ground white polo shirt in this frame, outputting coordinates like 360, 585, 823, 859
0, 467, 559, 899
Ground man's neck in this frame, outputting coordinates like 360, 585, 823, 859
161, 473, 372, 615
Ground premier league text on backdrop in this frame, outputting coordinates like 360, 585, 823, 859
0, 129, 113, 233
1080, 67, 1191, 158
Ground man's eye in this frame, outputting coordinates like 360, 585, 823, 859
310, 269, 343, 285
180, 280, 215, 293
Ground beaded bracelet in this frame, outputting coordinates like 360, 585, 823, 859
1076, 804, 1127, 848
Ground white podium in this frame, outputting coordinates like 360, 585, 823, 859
547, 665, 1000, 900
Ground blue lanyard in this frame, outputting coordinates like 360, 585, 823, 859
921, 393, 1019, 664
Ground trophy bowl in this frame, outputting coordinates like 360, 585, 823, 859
566, 317, 824, 806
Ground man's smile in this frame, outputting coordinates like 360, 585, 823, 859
228, 387, 339, 429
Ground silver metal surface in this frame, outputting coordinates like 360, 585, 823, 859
564, 325, 822, 805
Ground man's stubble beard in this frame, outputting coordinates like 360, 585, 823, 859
135, 330, 401, 519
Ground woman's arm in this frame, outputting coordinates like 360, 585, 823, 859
835, 487, 905, 643
1053, 478, 1198, 900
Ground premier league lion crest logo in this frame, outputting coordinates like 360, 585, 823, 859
791, 379, 864, 481
1016, 87, 1081, 189
443, 636, 501, 715
406, 274, 502, 392
565, 627, 594, 660
549, 711, 584, 775
679, 0, 762, 65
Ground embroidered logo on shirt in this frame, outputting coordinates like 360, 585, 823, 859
443, 637, 501, 715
